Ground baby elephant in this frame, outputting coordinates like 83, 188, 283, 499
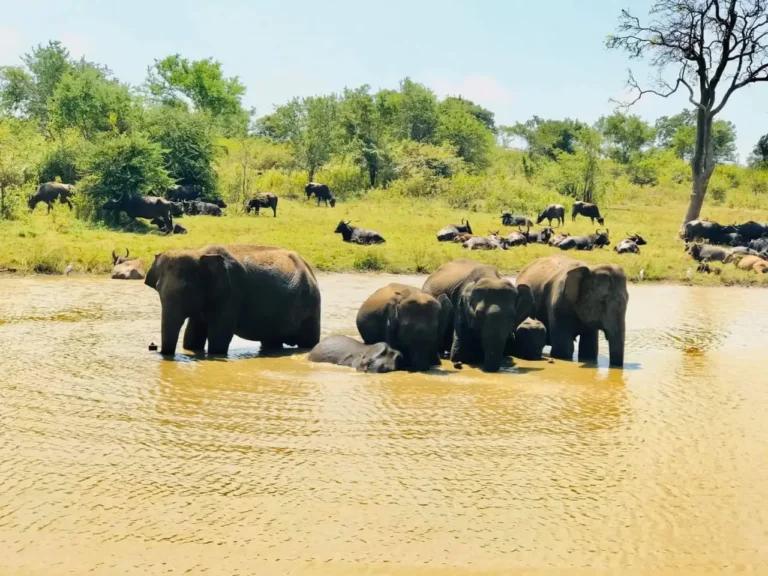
308, 335, 404, 373
510, 318, 547, 360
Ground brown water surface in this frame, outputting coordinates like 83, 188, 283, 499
2, 275, 768, 575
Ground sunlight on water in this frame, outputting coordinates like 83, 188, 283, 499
2, 275, 768, 574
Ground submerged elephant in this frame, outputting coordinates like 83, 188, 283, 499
356, 283, 452, 371
510, 318, 547, 360
423, 259, 533, 372
308, 335, 404, 373
144, 245, 321, 356
516, 255, 628, 367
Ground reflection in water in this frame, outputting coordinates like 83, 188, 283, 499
2, 276, 768, 574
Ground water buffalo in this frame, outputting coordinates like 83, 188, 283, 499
548, 233, 571, 247
150, 218, 188, 234
437, 219, 472, 242
720, 232, 749, 247
166, 184, 202, 202
306, 182, 336, 207
682, 219, 737, 244
111, 248, 133, 266
571, 201, 604, 225
334, 221, 386, 245
183, 201, 222, 216
536, 204, 565, 227
103, 195, 173, 229
614, 233, 647, 254
522, 226, 554, 244
559, 229, 611, 251
501, 212, 533, 227
245, 193, 278, 217
463, 236, 505, 250
452, 232, 474, 244
503, 230, 528, 247
28, 182, 75, 213
686, 241, 731, 262
110, 249, 144, 280
736, 221, 768, 241
748, 236, 768, 253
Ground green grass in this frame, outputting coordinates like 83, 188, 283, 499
2, 195, 768, 286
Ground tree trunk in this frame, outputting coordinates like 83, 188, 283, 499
308, 167, 315, 182
682, 110, 716, 227
0, 184, 5, 217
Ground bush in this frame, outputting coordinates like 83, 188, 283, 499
38, 131, 91, 185
80, 133, 174, 218
353, 250, 388, 271
627, 155, 659, 186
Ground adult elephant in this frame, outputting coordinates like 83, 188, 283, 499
356, 284, 452, 371
516, 255, 628, 367
422, 259, 533, 372
144, 245, 321, 356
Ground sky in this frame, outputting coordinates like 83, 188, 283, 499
1, 0, 765, 161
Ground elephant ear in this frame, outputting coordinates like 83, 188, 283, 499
436, 294, 453, 344
384, 295, 402, 349
564, 266, 589, 305
144, 254, 163, 289
200, 253, 232, 305
456, 281, 476, 332
514, 283, 534, 328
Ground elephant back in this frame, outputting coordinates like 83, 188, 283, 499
356, 283, 418, 344
423, 259, 501, 305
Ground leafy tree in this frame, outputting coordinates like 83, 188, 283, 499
508, 116, 586, 160
38, 130, 91, 185
442, 96, 496, 132
436, 98, 494, 169
0, 41, 72, 129
144, 106, 218, 195
48, 64, 136, 139
146, 55, 248, 135
262, 95, 342, 181
607, 0, 768, 225
598, 113, 655, 164
749, 134, 768, 167
84, 133, 173, 207
394, 78, 439, 143
655, 110, 736, 163
0, 118, 44, 218
339, 85, 392, 187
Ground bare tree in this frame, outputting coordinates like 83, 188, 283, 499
607, 0, 768, 226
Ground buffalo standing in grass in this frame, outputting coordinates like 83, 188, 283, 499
103, 195, 173, 229
334, 221, 386, 245
437, 219, 472, 242
306, 182, 336, 207
28, 182, 75, 213
536, 204, 565, 227
245, 193, 278, 217
571, 201, 604, 225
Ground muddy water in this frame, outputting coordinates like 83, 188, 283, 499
2, 275, 768, 575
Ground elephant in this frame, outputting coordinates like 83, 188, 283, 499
516, 255, 628, 367
510, 318, 547, 360
308, 335, 404, 373
356, 283, 452, 371
422, 259, 533, 372
144, 245, 321, 356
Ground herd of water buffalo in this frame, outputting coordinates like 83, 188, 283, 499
682, 218, 768, 274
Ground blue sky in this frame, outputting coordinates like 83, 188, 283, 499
1, 0, 765, 160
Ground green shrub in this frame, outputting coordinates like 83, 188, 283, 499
353, 250, 388, 271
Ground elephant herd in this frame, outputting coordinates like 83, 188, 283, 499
143, 244, 629, 373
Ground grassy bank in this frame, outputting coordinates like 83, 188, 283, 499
1, 194, 768, 286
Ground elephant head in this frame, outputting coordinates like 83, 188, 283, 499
454, 278, 533, 372
144, 248, 238, 355
385, 288, 452, 371
356, 343, 405, 373
564, 263, 628, 367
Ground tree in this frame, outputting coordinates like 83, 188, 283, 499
607, 0, 768, 226
0, 119, 44, 218
339, 85, 392, 187
750, 133, 768, 166
262, 95, 342, 181
442, 96, 496, 132
436, 98, 494, 169
507, 117, 586, 160
146, 55, 248, 135
655, 110, 737, 162
598, 112, 655, 164
144, 106, 218, 195
0, 41, 72, 129
48, 64, 136, 139
84, 133, 173, 207
394, 78, 439, 142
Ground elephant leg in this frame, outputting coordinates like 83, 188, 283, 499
578, 328, 599, 363
260, 340, 284, 353
548, 315, 575, 361
206, 311, 236, 355
293, 314, 321, 349
183, 318, 208, 352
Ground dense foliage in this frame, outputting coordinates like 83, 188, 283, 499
1, 38, 768, 223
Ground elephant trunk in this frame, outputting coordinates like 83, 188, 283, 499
605, 317, 626, 368
481, 329, 505, 373
160, 304, 186, 356
408, 347, 433, 372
